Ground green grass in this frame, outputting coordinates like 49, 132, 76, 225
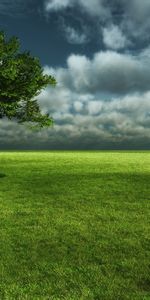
0, 151, 150, 300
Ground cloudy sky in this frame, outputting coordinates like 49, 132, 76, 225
0, 0, 150, 149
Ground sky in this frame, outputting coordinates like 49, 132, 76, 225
0, 0, 150, 150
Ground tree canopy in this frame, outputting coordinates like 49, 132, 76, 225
0, 31, 56, 129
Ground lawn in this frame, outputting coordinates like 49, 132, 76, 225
0, 151, 150, 300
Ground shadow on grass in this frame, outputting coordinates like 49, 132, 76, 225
23, 172, 150, 199
22, 172, 150, 186
0, 173, 6, 179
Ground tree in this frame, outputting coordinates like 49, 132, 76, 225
0, 31, 56, 129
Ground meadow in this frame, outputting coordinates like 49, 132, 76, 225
0, 151, 149, 300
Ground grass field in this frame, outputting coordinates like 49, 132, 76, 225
0, 151, 150, 300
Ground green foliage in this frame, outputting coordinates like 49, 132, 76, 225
0, 31, 56, 128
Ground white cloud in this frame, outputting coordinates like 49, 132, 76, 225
45, 0, 109, 18
87, 101, 103, 115
1, 1, 150, 149
1, 89, 150, 149
65, 51, 150, 94
74, 101, 84, 112
1, 47, 150, 149
44, 0, 150, 46
62, 25, 88, 44
30, 58, 150, 148
44, 0, 73, 12
78, 0, 109, 18
102, 24, 129, 50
